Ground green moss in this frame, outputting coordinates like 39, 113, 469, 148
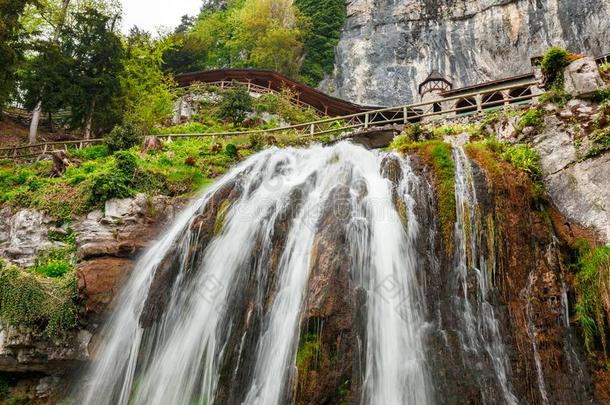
0, 260, 79, 340
213, 200, 232, 236
394, 140, 456, 252
572, 241, 610, 354
296, 333, 320, 370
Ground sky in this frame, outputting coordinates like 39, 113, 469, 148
120, 0, 202, 34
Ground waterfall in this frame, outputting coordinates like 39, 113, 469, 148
451, 146, 518, 405
76, 143, 433, 405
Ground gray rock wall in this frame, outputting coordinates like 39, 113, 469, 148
322, 0, 610, 105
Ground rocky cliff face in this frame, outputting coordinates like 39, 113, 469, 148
322, 0, 610, 105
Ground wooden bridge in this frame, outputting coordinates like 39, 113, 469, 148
0, 74, 542, 160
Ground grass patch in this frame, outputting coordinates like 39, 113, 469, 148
465, 138, 544, 199
572, 240, 610, 354
518, 108, 545, 132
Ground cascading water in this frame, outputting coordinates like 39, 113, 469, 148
451, 146, 518, 405
76, 143, 433, 405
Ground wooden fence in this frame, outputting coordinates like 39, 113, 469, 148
0, 80, 542, 161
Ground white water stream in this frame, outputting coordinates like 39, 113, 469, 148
77, 143, 432, 405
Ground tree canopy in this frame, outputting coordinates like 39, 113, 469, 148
0, 0, 347, 140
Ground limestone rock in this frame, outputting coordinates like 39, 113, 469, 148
0, 321, 91, 374
564, 57, 606, 99
0, 209, 55, 267
532, 111, 610, 244
322, 0, 610, 105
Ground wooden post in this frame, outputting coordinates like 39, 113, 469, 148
403, 106, 408, 124
364, 113, 369, 129
310, 124, 315, 136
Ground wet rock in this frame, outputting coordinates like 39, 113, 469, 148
77, 257, 135, 319
564, 57, 606, 99
0, 322, 91, 374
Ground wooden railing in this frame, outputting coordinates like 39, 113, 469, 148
183, 80, 319, 112
0, 80, 542, 161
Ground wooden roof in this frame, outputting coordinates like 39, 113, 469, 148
175, 69, 382, 117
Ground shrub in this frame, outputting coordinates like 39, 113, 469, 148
34, 259, 71, 278
89, 153, 138, 205
225, 143, 238, 158
114, 151, 138, 176
216, 85, 253, 124
249, 133, 265, 151
105, 122, 141, 152
500, 144, 542, 180
539, 47, 580, 89
538, 87, 572, 107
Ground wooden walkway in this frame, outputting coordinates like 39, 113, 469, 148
0, 79, 541, 161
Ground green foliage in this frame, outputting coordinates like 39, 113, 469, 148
518, 108, 545, 131
599, 63, 610, 83
105, 122, 142, 152
389, 125, 425, 149
61, 6, 124, 135
572, 241, 610, 354
587, 127, 610, 158
0, 260, 78, 340
89, 151, 138, 205
295, 0, 346, 85
538, 87, 572, 107
539, 47, 578, 89
500, 144, 542, 180
593, 87, 610, 104
216, 85, 254, 123
164, 0, 307, 78
120, 28, 175, 132
0, 0, 33, 110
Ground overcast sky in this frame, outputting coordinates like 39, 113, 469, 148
120, 0, 201, 34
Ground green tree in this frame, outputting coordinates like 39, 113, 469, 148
62, 6, 124, 138
120, 27, 175, 132
0, 0, 34, 115
228, 0, 307, 77
294, 0, 346, 85
20, 40, 74, 128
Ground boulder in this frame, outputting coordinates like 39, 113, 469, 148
1, 210, 54, 267
564, 57, 605, 98
77, 257, 134, 318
